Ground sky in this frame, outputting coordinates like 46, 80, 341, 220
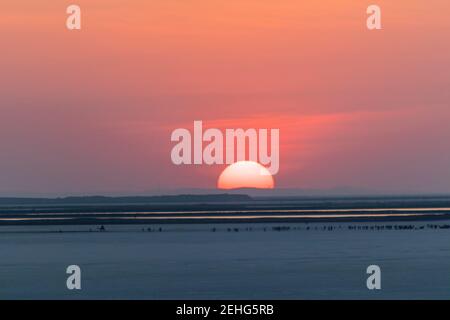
0, 0, 450, 196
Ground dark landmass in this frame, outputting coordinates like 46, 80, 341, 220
0, 194, 252, 206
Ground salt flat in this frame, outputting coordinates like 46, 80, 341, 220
1, 222, 450, 299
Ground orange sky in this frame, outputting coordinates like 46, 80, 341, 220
1, 1, 450, 195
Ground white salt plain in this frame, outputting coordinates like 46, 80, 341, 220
1, 221, 450, 299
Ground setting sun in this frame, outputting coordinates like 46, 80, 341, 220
217, 161, 275, 189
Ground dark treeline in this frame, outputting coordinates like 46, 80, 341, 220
0, 194, 252, 206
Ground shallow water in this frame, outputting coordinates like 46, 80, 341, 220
1, 222, 450, 299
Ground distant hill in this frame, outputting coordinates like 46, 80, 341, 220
153, 187, 449, 198
0, 194, 253, 205
145, 187, 382, 197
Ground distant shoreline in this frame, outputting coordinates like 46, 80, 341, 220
2, 194, 450, 226
1, 212, 450, 226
